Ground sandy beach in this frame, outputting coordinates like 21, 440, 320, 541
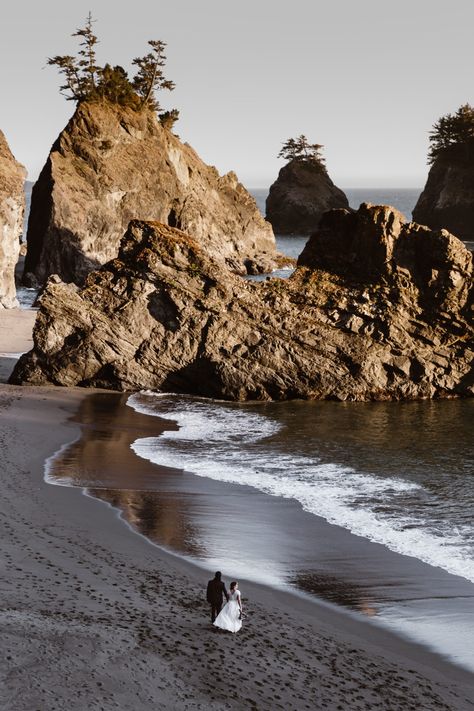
1, 311, 474, 710
0, 308, 35, 382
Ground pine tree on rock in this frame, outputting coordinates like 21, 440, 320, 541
266, 135, 348, 235
72, 11, 99, 96
428, 104, 474, 163
132, 41, 175, 111
278, 135, 326, 169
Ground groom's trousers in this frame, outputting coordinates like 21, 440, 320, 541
211, 602, 222, 622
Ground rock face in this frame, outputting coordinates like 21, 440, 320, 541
413, 144, 474, 242
11, 204, 474, 401
265, 159, 349, 235
0, 130, 26, 308
23, 101, 275, 287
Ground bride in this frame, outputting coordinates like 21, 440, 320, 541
213, 581, 242, 633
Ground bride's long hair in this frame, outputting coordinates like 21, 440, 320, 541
230, 581, 237, 591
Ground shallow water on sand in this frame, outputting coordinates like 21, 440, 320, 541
46, 392, 474, 672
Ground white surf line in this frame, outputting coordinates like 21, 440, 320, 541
127, 392, 474, 586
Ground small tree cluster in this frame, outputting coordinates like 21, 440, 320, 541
48, 14, 177, 123
132, 40, 175, 111
278, 135, 326, 168
159, 109, 180, 130
428, 104, 474, 163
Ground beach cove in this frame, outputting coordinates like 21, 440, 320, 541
1, 311, 474, 710
3, 1, 474, 706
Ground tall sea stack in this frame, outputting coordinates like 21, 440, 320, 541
23, 101, 276, 286
266, 158, 348, 235
0, 130, 26, 308
413, 143, 474, 242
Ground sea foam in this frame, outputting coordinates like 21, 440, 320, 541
128, 392, 474, 585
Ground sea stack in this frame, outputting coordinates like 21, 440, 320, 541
23, 101, 276, 287
266, 140, 348, 235
413, 143, 474, 242
0, 130, 26, 308
12, 205, 474, 401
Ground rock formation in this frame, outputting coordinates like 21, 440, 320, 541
0, 130, 26, 308
265, 159, 349, 235
12, 204, 474, 401
23, 101, 276, 287
413, 144, 474, 242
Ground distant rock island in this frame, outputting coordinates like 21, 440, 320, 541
413, 104, 474, 242
12, 204, 473, 401
23, 101, 276, 287
266, 135, 348, 235
0, 130, 25, 308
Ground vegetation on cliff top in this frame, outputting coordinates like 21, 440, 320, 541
47, 13, 178, 128
428, 104, 474, 163
278, 135, 326, 170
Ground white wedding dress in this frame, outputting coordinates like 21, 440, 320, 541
213, 589, 242, 633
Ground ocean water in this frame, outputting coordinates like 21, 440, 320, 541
128, 393, 474, 586
254, 187, 474, 255
250, 187, 422, 267
123, 392, 474, 669
45, 390, 474, 670
16, 287, 37, 308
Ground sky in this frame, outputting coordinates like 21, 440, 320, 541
1, 0, 474, 188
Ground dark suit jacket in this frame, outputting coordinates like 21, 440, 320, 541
207, 578, 228, 604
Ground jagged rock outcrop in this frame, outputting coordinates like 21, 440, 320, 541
0, 130, 26, 308
413, 144, 474, 242
12, 204, 474, 401
265, 159, 349, 235
23, 101, 276, 287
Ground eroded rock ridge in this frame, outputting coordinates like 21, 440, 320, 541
12, 203, 474, 401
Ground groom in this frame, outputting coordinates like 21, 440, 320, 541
206, 571, 229, 623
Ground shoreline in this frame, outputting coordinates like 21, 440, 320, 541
48, 390, 474, 672
1, 383, 473, 709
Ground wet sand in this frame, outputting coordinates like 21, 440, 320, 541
48, 392, 474, 672
0, 384, 473, 710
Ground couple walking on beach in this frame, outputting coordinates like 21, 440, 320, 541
206, 571, 243, 633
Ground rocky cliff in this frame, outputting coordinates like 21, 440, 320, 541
265, 159, 349, 235
11, 204, 474, 400
0, 130, 26, 308
413, 144, 474, 242
23, 101, 276, 287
